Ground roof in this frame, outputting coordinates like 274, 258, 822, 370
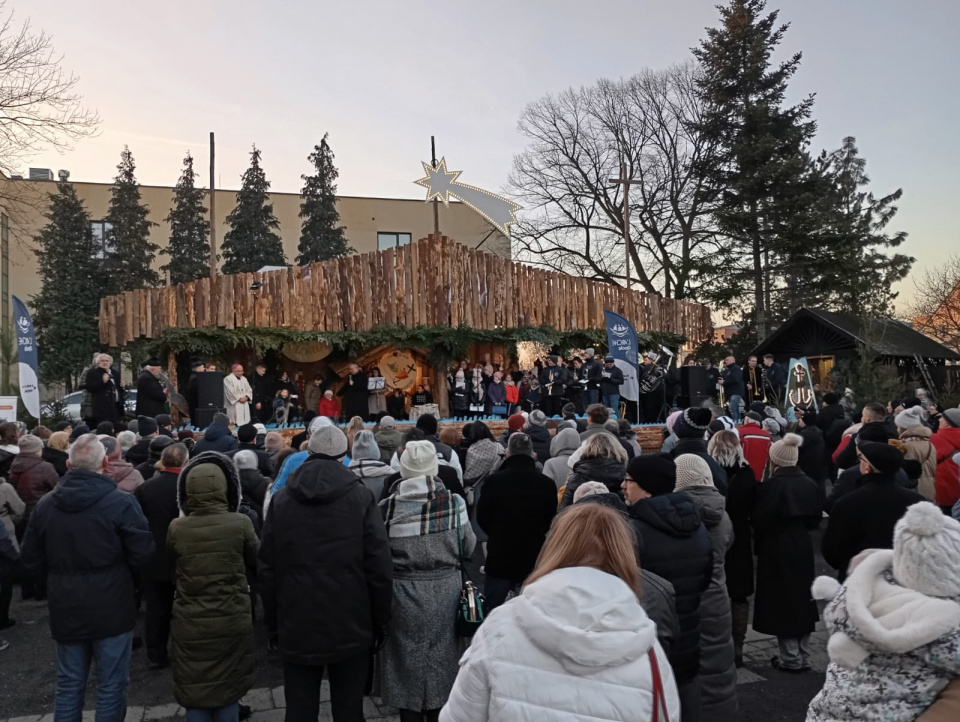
752, 307, 960, 361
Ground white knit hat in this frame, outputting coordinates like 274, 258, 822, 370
895, 405, 926, 430
674, 454, 714, 491
769, 433, 803, 468
400, 440, 439, 479
893, 502, 960, 597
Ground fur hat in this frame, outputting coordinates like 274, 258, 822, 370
307, 425, 348, 459
626, 453, 676, 497
529, 410, 548, 426
858, 441, 904, 476
894, 502, 960, 597
895, 406, 926, 430
769, 433, 803, 467
674, 454, 714, 491
400, 440, 439, 479
944, 408, 960, 428
673, 408, 712, 439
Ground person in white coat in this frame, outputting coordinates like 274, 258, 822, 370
440, 503, 681, 722
223, 364, 253, 426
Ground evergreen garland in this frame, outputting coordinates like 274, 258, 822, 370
221, 146, 286, 274
162, 152, 212, 285
298, 133, 351, 264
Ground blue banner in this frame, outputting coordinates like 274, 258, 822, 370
604, 310, 639, 402
13, 296, 40, 419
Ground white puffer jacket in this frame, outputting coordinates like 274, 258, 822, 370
440, 566, 681, 722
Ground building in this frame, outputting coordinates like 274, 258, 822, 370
0, 172, 511, 333
713, 323, 740, 344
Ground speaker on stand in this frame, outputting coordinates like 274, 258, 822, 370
194, 372, 225, 429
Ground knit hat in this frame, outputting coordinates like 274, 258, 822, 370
674, 454, 714, 491
237, 424, 257, 443
400, 440, 439, 479
352, 430, 380, 462
604, 355, 615, 363
507, 414, 525, 432
626, 453, 677, 497
148, 435, 175, 459
857, 421, 895, 444
585, 348, 596, 358
253, 423, 267, 435
744, 411, 763, 425
155, 413, 172, 428
665, 409, 683, 436
380, 415, 396, 430
800, 408, 818, 427
902, 396, 922, 409
307, 425, 348, 459
69, 424, 91, 441
769, 433, 803, 467
573, 481, 611, 503
562, 403, 577, 418
858, 441, 904, 476
416, 414, 438, 436
895, 405, 926, 430
673, 408, 712, 439
749, 402, 767, 415
529, 410, 547, 426
138, 416, 158, 436
762, 418, 781, 437
944, 408, 960, 428
556, 419, 578, 432
893, 502, 960, 597
55, 420, 71, 432
18, 435, 43, 456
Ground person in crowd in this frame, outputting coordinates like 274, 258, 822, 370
823, 422, 907, 513
932, 407, 960, 512
719, 356, 744, 424
707, 430, 757, 668
485, 370, 507, 417
671, 408, 728, 495
620, 453, 712, 719
561, 402, 586, 433
0, 422, 19, 479
539, 356, 567, 418
0, 517, 18, 649
822, 442, 924, 583
894, 404, 937, 501
543, 427, 580, 491
604, 419, 636, 460
43, 430, 70, 477
229, 424, 274, 477
155, 414, 174, 438
453, 423, 474, 469
761, 417, 782, 444
617, 418, 642, 457
234, 450, 271, 522
100, 435, 145, 493
338, 362, 370, 422
259, 425, 393, 722
375, 415, 402, 465
817, 391, 850, 458
224, 364, 253, 426
84, 353, 123, 427
600, 355, 625, 414
126, 416, 159, 466
832, 402, 891, 466
302, 374, 323, 417
19, 434, 154, 720
476, 433, 556, 609
795, 408, 828, 504
751, 434, 821, 673
136, 359, 169, 419
10, 435, 58, 527
96, 421, 116, 437
413, 414, 463, 482
167, 452, 259, 722
273, 387, 295, 426
498, 413, 525, 447
263, 430, 284, 457
133, 435, 176, 483
383, 427, 465, 502
462, 421, 505, 487
176, 429, 197, 457
738, 411, 771, 481
440, 503, 681, 722
134, 443, 188, 669
579, 348, 602, 408
661, 409, 683, 455
560, 432, 628, 507
195, 412, 238, 454
348, 430, 393, 502
674, 454, 738, 719
343, 415, 364, 454
378, 441, 475, 722
0, 471, 24, 628
250, 363, 274, 425
439, 427, 460, 450
580, 403, 611, 442
808, 502, 960, 721
115, 429, 136, 458
449, 369, 470, 418
524, 409, 552, 461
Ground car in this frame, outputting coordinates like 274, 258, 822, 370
43, 389, 138, 423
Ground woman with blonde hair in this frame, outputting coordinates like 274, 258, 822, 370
559, 432, 627, 507
345, 415, 365, 453
44, 431, 71, 477
440, 503, 680, 721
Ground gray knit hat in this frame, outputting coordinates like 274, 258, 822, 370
769, 433, 803, 467
351, 430, 380, 461
529, 410, 548, 426
895, 405, 926, 430
307, 425, 348, 458
944, 408, 960, 428
674, 454, 714, 491
894, 502, 960, 597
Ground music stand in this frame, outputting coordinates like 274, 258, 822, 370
368, 377, 386, 391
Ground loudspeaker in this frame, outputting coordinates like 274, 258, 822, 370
196, 372, 225, 409
677, 393, 713, 409
681, 366, 709, 397
194, 407, 223, 429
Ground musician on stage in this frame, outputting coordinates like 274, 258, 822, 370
581, 348, 603, 407
638, 352, 664, 423
762, 354, 787, 406
600, 355, 625, 414
719, 355, 745, 423
702, 359, 720, 401
539, 355, 567, 418
744, 355, 763, 405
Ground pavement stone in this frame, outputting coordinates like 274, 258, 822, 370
319, 679, 330, 702
270, 686, 285, 709
8, 716, 43, 722
126, 707, 146, 722
248, 711, 285, 722
736, 668, 767, 684
242, 688, 275, 712
143, 703, 180, 720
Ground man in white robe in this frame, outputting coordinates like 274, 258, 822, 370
224, 364, 254, 425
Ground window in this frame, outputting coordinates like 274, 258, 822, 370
377, 232, 412, 251
91, 220, 115, 259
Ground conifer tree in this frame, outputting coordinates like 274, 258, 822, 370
297, 133, 351, 264
221, 146, 285, 274
102, 146, 160, 295
162, 152, 212, 284
31, 181, 101, 387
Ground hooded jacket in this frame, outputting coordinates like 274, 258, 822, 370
899, 425, 937, 502
560, 455, 626, 507
195, 422, 239, 455
525, 423, 552, 462
19, 468, 155, 642
347, 458, 394, 503
439, 566, 681, 722
167, 452, 259, 709
9, 454, 58, 508
259, 455, 393, 666
106, 457, 145, 493
543, 428, 580, 490
375, 427, 402, 465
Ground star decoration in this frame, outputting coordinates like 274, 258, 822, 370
414, 158, 461, 205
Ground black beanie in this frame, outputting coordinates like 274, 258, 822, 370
800, 408, 818, 427
856, 421, 895, 444
674, 408, 712, 439
138, 416, 159, 436
148, 435, 175, 459
416, 414, 438, 436
626, 453, 677, 497
237, 423, 257, 443
823, 392, 840, 405
858, 441, 904, 476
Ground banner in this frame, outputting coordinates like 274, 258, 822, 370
604, 310, 639, 402
13, 296, 40, 419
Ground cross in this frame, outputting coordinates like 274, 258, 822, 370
608, 161, 642, 292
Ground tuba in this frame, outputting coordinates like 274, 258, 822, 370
638, 351, 667, 394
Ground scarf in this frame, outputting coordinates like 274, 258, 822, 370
380, 475, 467, 539
465, 438, 504, 481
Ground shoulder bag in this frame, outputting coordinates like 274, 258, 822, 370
455, 502, 487, 637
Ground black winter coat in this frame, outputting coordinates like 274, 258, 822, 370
720, 363, 744, 398
84, 366, 123, 425
19, 469, 155, 642
797, 425, 828, 496
136, 370, 167, 418
582, 358, 603, 391
338, 371, 369, 420
824, 465, 913, 514
228, 442, 274, 477
751, 466, 820, 638
525, 424, 552, 462
134, 469, 181, 582
259, 456, 393, 665
627, 493, 713, 683
560, 455, 627, 507
195, 423, 238, 454
723, 463, 758, 600
539, 365, 567, 397
671, 439, 728, 495
600, 365, 625, 396
238, 467, 271, 520
822, 474, 924, 582
42, 446, 69, 478
125, 437, 152, 466
476, 454, 557, 581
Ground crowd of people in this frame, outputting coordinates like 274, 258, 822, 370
4, 346, 960, 721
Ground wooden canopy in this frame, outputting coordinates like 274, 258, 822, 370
99, 234, 712, 347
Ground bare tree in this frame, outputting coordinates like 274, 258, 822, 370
911, 253, 960, 353
508, 62, 723, 299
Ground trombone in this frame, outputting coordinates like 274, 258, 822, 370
750, 367, 767, 404
718, 379, 726, 408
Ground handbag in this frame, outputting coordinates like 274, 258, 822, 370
648, 647, 669, 722
455, 505, 487, 637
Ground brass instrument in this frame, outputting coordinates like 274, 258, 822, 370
718, 379, 726, 408
749, 367, 767, 404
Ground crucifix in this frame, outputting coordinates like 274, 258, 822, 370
608, 161, 640, 292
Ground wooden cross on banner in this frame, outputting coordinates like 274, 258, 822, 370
608, 161, 641, 292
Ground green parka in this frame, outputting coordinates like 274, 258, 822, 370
167, 452, 259, 709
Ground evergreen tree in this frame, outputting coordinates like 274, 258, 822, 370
31, 181, 101, 388
692, 0, 817, 340
102, 146, 160, 295
298, 133, 351, 264
162, 152, 212, 284
221, 146, 286, 274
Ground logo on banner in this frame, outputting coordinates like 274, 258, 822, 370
611, 323, 630, 338
16, 316, 29, 335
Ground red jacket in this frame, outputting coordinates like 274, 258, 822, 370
738, 423, 771, 482
318, 396, 340, 419
932, 426, 960, 507
505, 385, 520, 404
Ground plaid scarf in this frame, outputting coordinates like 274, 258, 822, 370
380, 475, 468, 539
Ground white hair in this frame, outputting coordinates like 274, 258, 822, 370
69, 433, 106, 472
117, 430, 136, 452
234, 449, 258, 471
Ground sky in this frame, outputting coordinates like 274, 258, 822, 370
20, 0, 960, 310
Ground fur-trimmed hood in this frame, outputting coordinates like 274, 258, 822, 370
177, 451, 242, 515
